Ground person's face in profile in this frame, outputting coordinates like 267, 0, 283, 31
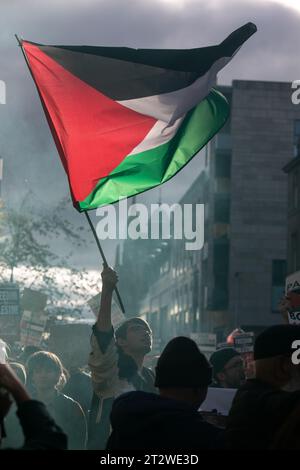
219, 356, 245, 388
118, 323, 152, 355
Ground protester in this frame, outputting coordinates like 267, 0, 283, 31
87, 266, 156, 450
0, 363, 67, 450
210, 348, 245, 389
3, 362, 27, 448
26, 351, 87, 449
106, 336, 222, 450
278, 287, 300, 324
224, 324, 300, 450
17, 345, 41, 366
61, 350, 93, 418
62, 366, 93, 419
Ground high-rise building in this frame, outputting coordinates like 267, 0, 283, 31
197, 80, 298, 336
225, 80, 295, 331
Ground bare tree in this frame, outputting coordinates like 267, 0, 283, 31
0, 194, 98, 313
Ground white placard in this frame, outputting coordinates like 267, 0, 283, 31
286, 271, 300, 294
288, 311, 300, 325
285, 271, 300, 324
200, 387, 237, 416
0, 339, 7, 363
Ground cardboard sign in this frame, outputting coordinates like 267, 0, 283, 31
0, 284, 20, 316
88, 293, 125, 328
285, 272, 300, 324
233, 332, 254, 353
217, 342, 229, 350
232, 332, 255, 378
285, 271, 300, 294
0, 284, 21, 343
20, 288, 47, 313
20, 310, 48, 346
287, 311, 300, 325
87, 293, 100, 316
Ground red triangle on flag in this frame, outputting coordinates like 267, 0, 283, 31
23, 42, 156, 202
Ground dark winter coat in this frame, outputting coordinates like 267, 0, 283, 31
224, 378, 300, 450
2, 400, 67, 450
106, 391, 222, 450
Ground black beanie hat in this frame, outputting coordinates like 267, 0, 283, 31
209, 348, 241, 378
155, 336, 212, 388
254, 324, 300, 360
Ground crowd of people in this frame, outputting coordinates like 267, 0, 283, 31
0, 266, 300, 451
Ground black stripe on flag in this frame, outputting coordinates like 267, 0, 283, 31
29, 22, 256, 101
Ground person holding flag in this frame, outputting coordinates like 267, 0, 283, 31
16, 21, 257, 289
87, 266, 155, 449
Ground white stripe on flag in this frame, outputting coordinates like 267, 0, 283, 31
117, 56, 231, 125
128, 115, 185, 156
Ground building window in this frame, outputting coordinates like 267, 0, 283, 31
271, 260, 287, 313
185, 284, 189, 307
294, 120, 300, 157
272, 260, 286, 285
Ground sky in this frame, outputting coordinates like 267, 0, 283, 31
0, 0, 300, 271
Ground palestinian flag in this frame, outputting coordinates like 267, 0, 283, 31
20, 22, 256, 211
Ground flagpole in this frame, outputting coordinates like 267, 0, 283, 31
15, 35, 44, 101
84, 211, 125, 314
15, 34, 33, 76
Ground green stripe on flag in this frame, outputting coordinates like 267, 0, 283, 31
79, 89, 229, 211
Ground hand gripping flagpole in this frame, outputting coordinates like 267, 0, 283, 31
84, 211, 125, 314
15, 33, 125, 314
